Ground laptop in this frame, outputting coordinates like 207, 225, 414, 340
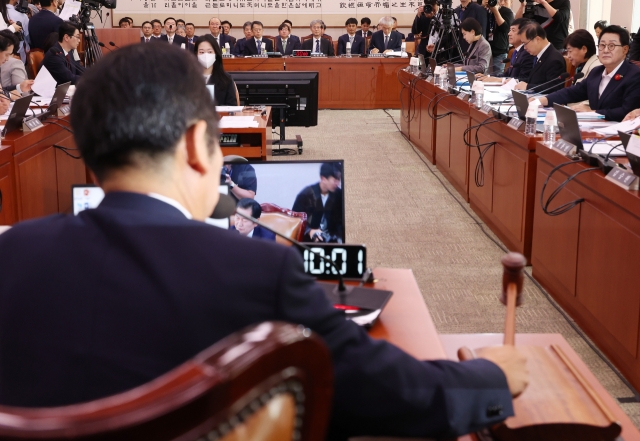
554, 103, 584, 151
418, 54, 428, 76
618, 130, 632, 149
466, 70, 475, 88
47, 82, 71, 115
512, 90, 545, 132
2, 94, 33, 137
427, 57, 437, 74
446, 63, 456, 88
621, 133, 640, 176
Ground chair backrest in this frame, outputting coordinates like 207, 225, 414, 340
301, 34, 313, 44
262, 35, 277, 50
0, 322, 333, 441
404, 41, 415, 56
27, 49, 44, 79
365, 36, 372, 53
259, 203, 307, 244
332, 40, 338, 55
321, 34, 332, 42
504, 46, 515, 72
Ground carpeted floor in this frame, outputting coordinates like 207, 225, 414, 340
271, 108, 640, 428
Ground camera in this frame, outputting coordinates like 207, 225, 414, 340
476, 0, 498, 6
519, 0, 537, 19
14, 0, 29, 14
70, 0, 117, 26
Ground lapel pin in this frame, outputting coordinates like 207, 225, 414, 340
614, 74, 623, 81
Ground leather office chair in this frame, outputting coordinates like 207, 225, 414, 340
364, 36, 372, 53
565, 55, 576, 85
404, 41, 415, 56
27, 49, 44, 79
504, 46, 515, 71
262, 35, 277, 50
0, 322, 333, 441
259, 203, 307, 244
332, 40, 338, 55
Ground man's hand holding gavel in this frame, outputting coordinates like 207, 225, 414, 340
477, 345, 529, 397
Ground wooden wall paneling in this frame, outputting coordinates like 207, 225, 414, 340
94, 29, 142, 56
374, 61, 404, 108
408, 92, 421, 144
492, 145, 527, 243
54, 138, 88, 215
14, 145, 58, 221
0, 162, 16, 225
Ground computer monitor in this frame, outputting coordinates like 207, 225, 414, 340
228, 71, 319, 128
222, 160, 345, 243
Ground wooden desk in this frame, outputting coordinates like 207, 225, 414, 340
219, 107, 272, 161
224, 57, 408, 110
0, 119, 88, 224
531, 143, 640, 393
440, 334, 640, 441
468, 108, 541, 262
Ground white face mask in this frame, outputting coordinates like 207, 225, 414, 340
198, 53, 216, 69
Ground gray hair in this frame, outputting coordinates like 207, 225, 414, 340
310, 19, 323, 28
378, 16, 393, 27
243, 21, 252, 29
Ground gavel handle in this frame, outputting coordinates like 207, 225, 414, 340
504, 282, 517, 346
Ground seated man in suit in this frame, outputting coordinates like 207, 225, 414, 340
276, 22, 300, 55
42, 21, 84, 85
356, 17, 372, 38
243, 21, 273, 55
337, 17, 365, 55
369, 16, 402, 54
538, 25, 640, 122
392, 17, 405, 40
160, 17, 187, 47
28, 0, 62, 50
118, 17, 130, 28
283, 19, 300, 44
185, 22, 198, 51
140, 21, 154, 43
221, 20, 236, 45
454, 17, 491, 74
513, 22, 567, 93
231, 21, 252, 56
151, 19, 163, 40
0, 42, 528, 440
209, 17, 234, 53
476, 18, 535, 83
301, 19, 334, 55
232, 198, 276, 241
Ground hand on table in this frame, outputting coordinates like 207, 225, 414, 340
513, 82, 528, 90
371, 48, 379, 54
533, 97, 549, 106
570, 103, 592, 113
477, 345, 529, 398
623, 108, 640, 122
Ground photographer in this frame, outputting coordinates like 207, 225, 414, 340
454, 0, 488, 54
7, 0, 30, 64
28, 0, 62, 50
515, 0, 570, 50
411, 0, 439, 56
484, 0, 513, 74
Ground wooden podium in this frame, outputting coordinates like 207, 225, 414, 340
95, 28, 140, 55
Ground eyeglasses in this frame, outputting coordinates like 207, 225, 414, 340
522, 40, 531, 47
71, 34, 81, 40
598, 43, 623, 52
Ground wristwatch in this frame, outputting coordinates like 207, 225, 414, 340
229, 181, 236, 189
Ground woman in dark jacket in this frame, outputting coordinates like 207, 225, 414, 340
194, 34, 238, 106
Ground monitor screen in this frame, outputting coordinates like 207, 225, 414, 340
222, 160, 345, 244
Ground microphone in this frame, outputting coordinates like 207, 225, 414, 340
528, 72, 584, 97
98, 42, 112, 51
103, 12, 109, 27
523, 72, 570, 93
109, 41, 120, 49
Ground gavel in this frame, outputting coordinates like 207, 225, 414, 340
458, 252, 526, 361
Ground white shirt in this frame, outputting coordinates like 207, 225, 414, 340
312, 38, 322, 53
599, 60, 624, 98
147, 193, 193, 219
246, 229, 254, 238
167, 34, 174, 44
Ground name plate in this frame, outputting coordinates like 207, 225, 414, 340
552, 139, 577, 156
605, 167, 639, 191
23, 117, 43, 133
480, 103, 493, 114
426, 75, 433, 83
457, 92, 470, 101
57, 104, 70, 117
508, 117, 524, 130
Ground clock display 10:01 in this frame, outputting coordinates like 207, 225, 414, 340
301, 245, 366, 279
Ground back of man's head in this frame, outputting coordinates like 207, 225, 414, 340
519, 22, 546, 42
237, 198, 262, 219
71, 44, 219, 182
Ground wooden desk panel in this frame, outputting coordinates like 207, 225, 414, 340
14, 144, 58, 220
95, 28, 141, 56
398, 71, 412, 137
415, 78, 439, 164
440, 334, 640, 441
532, 144, 640, 392
0, 146, 15, 225
219, 107, 272, 160
436, 94, 471, 201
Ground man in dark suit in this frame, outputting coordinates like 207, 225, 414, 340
477, 18, 535, 83
300, 19, 334, 55
231, 21, 252, 56
160, 17, 187, 47
42, 21, 84, 85
185, 22, 198, 51
337, 18, 365, 55
28, 0, 63, 50
276, 22, 301, 55
513, 22, 567, 93
140, 20, 154, 43
282, 19, 300, 45
369, 16, 402, 54
231, 198, 276, 241
411, 0, 439, 56
150, 19, 163, 40
355, 17, 372, 38
243, 20, 273, 55
392, 17, 405, 40
539, 26, 640, 122
209, 17, 234, 53
454, 0, 488, 53
0, 42, 528, 441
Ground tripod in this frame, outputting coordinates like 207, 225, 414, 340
428, 6, 464, 65
79, 21, 102, 67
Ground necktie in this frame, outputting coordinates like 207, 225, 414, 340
349, 36, 354, 46
168, 37, 173, 44
257, 40, 261, 54
65, 53, 71, 69
315, 39, 320, 53
384, 35, 389, 49
510, 49, 518, 65
533, 56, 538, 65
282, 39, 287, 52
145, 38, 149, 43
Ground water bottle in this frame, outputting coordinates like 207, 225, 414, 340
346, 41, 351, 57
525, 102, 539, 136
473, 81, 484, 109
401, 42, 407, 57
543, 110, 557, 146
409, 56, 419, 74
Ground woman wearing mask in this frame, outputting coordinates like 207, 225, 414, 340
194, 34, 238, 106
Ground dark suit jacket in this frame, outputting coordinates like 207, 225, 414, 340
28, 9, 62, 50
355, 29, 372, 38
159, 34, 188, 47
498, 46, 535, 81
208, 33, 235, 52
206, 73, 237, 106
546, 60, 640, 122
368, 30, 402, 53
300, 37, 335, 56
41, 42, 83, 85
454, 2, 488, 53
630, 27, 640, 62
232, 37, 247, 56
243, 38, 274, 56
186, 35, 198, 53
0, 191, 514, 440
275, 36, 301, 55
526, 43, 567, 93
230, 225, 276, 241
337, 34, 365, 55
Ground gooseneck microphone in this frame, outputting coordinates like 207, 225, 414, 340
98, 42, 112, 52
528, 72, 584, 97
109, 41, 120, 49
523, 72, 570, 94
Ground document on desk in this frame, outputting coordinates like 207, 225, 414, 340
576, 111, 605, 120
216, 106, 244, 112
593, 117, 640, 136
218, 116, 259, 128
32, 66, 57, 98
582, 140, 627, 156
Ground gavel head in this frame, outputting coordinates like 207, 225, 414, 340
500, 252, 527, 307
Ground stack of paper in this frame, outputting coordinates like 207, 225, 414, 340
593, 117, 640, 136
218, 116, 258, 128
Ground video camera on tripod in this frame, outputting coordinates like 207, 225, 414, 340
69, 0, 116, 27
69, 0, 116, 67
519, 0, 537, 19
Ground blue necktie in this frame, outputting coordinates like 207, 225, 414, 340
510, 49, 518, 65
257, 40, 261, 54
315, 39, 319, 53
384, 35, 389, 49
533, 56, 538, 65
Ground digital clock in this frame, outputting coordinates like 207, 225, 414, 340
298, 244, 366, 280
